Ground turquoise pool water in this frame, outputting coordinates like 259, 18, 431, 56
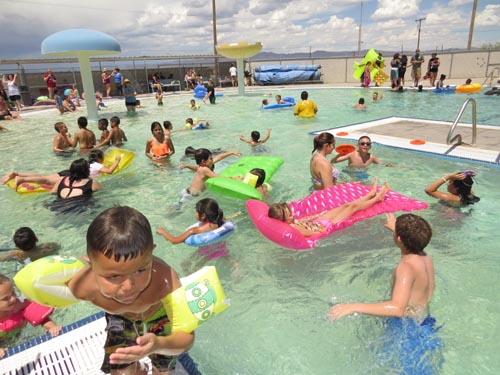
1, 88, 499, 374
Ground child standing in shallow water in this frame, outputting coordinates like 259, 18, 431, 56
157, 198, 225, 244
67, 206, 194, 374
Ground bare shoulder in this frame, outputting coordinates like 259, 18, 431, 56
67, 265, 95, 300
151, 257, 181, 295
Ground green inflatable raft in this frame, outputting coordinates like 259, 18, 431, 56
206, 156, 284, 201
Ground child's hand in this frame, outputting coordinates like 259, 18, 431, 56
48, 324, 63, 337
0, 347, 5, 358
156, 227, 167, 236
115, 155, 122, 162
384, 213, 396, 232
231, 151, 242, 156
328, 303, 354, 321
179, 164, 186, 170
110, 333, 157, 365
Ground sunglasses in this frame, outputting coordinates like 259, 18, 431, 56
359, 142, 371, 146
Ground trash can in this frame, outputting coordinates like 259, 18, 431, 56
20, 85, 32, 106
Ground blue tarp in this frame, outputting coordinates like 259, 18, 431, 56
254, 70, 321, 85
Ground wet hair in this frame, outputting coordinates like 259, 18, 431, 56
395, 214, 432, 255
440, 74, 446, 80
88, 149, 104, 164
194, 148, 212, 165
163, 120, 172, 130
185, 146, 196, 155
196, 198, 224, 227
110, 116, 120, 126
87, 206, 154, 262
251, 131, 261, 142
312, 132, 335, 153
13, 227, 37, 251
418, 85, 423, 92
398, 86, 404, 92
77, 116, 88, 128
262, 99, 268, 105
69, 158, 90, 184
453, 175, 480, 205
151, 121, 162, 133
185, 118, 194, 125
465, 78, 472, 84
359, 98, 365, 104
249, 168, 265, 187
54, 122, 66, 133
98, 118, 108, 128
358, 135, 371, 143
300, 91, 309, 100
268, 202, 291, 222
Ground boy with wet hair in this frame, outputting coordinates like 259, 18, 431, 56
331, 135, 384, 167
179, 148, 240, 197
0, 227, 60, 263
239, 128, 272, 147
68, 206, 194, 374
70, 116, 96, 152
53, 121, 72, 153
329, 213, 435, 322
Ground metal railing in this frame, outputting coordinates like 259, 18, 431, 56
446, 98, 477, 146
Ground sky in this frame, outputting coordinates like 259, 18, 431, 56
1, 0, 499, 60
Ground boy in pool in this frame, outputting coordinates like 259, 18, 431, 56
0, 274, 62, 358
70, 116, 96, 153
67, 206, 194, 374
96, 116, 127, 148
354, 98, 366, 110
52, 121, 73, 153
179, 148, 240, 197
239, 129, 272, 147
97, 118, 110, 146
328, 212, 435, 325
331, 136, 385, 167
0, 227, 60, 263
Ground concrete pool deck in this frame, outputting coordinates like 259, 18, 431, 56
313, 116, 500, 165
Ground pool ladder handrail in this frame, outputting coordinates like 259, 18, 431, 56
446, 98, 477, 146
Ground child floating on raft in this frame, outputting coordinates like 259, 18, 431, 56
268, 179, 388, 237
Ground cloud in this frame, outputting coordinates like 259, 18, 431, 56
476, 4, 500, 26
372, 0, 421, 20
448, 0, 472, 6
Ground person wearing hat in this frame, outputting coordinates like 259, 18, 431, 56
410, 49, 424, 87
101, 68, 111, 97
122, 79, 137, 112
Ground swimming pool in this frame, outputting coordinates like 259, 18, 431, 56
1, 88, 499, 374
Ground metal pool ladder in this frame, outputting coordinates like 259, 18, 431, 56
446, 98, 477, 146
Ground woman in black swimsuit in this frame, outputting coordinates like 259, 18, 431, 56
51, 158, 101, 200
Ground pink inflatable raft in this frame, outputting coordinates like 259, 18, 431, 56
246, 182, 428, 250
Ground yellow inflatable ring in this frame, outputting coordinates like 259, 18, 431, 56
13, 257, 228, 333
455, 83, 482, 93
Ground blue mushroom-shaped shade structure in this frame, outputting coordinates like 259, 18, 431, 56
41, 29, 121, 120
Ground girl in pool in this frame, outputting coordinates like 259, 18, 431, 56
156, 198, 225, 244
310, 132, 339, 190
268, 179, 389, 237
88, 149, 121, 178
145, 121, 175, 161
424, 171, 480, 205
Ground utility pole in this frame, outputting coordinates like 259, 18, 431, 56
212, 0, 219, 84
467, 0, 478, 50
357, 1, 363, 54
415, 17, 426, 51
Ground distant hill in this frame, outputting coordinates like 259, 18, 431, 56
251, 47, 476, 60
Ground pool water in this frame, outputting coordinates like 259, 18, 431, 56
1, 88, 500, 374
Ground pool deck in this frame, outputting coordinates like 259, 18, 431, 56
313, 116, 500, 165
